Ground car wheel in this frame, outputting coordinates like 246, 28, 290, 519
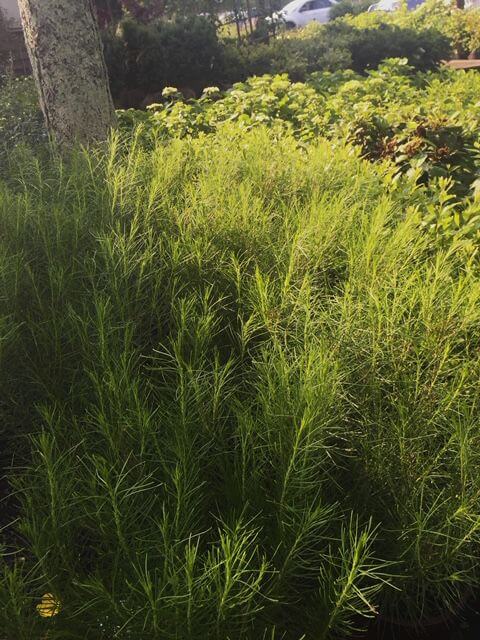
285, 21, 296, 29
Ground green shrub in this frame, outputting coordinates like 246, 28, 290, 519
347, 112, 479, 195
224, 19, 449, 81
405, 1, 480, 58
2, 123, 480, 637
323, 20, 451, 72
121, 60, 480, 197
102, 8, 451, 103
119, 74, 327, 140
0, 9, 12, 69
103, 16, 225, 105
0, 74, 44, 154
330, 0, 372, 20
348, 0, 480, 58
226, 35, 352, 82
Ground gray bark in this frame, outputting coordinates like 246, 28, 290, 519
18, 0, 116, 147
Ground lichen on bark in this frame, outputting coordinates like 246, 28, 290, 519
18, 0, 116, 147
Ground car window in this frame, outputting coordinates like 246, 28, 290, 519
299, 0, 331, 10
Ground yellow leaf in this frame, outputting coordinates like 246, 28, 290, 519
36, 593, 61, 618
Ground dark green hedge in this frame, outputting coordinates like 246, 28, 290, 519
102, 16, 451, 107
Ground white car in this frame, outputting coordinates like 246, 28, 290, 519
273, 0, 338, 29
368, 0, 423, 10
367, 0, 399, 11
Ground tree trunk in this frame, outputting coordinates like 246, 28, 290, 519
18, 0, 116, 147
233, 0, 243, 42
245, 0, 254, 34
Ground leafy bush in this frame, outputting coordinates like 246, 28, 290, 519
103, 7, 451, 104
223, 19, 449, 81
120, 60, 480, 197
103, 16, 225, 106
0, 8, 12, 69
404, 0, 480, 58
322, 20, 450, 72
313, 59, 480, 195
99, 0, 480, 105
0, 74, 44, 154
347, 112, 479, 195
221, 31, 352, 84
2, 124, 480, 637
347, 0, 480, 58
330, 0, 372, 20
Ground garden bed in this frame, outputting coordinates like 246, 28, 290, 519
2, 4, 480, 638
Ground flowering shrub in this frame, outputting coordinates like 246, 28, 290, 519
118, 60, 480, 198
